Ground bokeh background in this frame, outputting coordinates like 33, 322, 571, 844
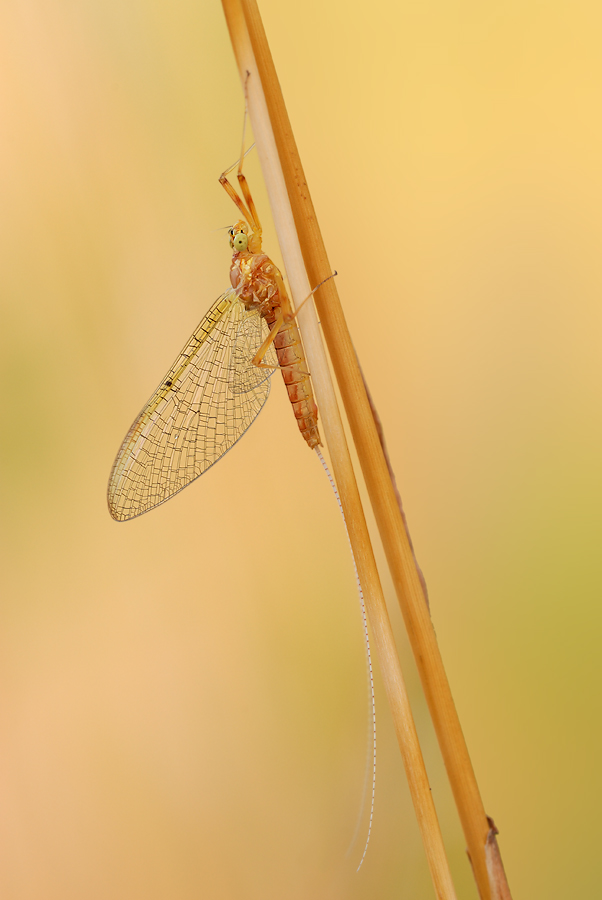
1, 1, 601, 897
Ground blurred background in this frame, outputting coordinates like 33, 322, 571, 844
1, 0, 601, 897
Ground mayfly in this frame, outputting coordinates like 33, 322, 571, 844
108, 148, 321, 521
107, 141, 375, 871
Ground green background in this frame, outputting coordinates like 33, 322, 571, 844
1, 1, 600, 897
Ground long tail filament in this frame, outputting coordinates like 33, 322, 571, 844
315, 447, 376, 873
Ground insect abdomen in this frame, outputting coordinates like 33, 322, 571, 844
274, 318, 320, 449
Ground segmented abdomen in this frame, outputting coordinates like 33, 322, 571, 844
272, 316, 320, 449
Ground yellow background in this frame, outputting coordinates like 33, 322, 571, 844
1, 1, 600, 897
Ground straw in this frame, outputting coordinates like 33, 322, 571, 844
238, 2, 514, 898
221, 2, 459, 897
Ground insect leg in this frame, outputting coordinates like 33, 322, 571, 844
234, 76, 262, 232
237, 172, 261, 234
290, 270, 338, 319
252, 310, 284, 369
219, 171, 254, 225
219, 104, 262, 232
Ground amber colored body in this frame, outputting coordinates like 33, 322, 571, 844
229, 245, 320, 449
107, 153, 322, 523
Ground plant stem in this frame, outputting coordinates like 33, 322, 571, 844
237, 3, 514, 899
221, 2, 458, 897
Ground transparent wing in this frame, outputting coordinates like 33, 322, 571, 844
108, 290, 274, 521
229, 306, 278, 394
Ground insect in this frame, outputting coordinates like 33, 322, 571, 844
107, 139, 375, 874
108, 149, 321, 521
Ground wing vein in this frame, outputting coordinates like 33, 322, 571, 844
107, 290, 278, 521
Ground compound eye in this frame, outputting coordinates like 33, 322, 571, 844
233, 232, 248, 252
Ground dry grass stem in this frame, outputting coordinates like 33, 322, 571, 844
221, 1, 458, 897
237, 2, 514, 899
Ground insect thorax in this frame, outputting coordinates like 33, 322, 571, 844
230, 252, 281, 318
